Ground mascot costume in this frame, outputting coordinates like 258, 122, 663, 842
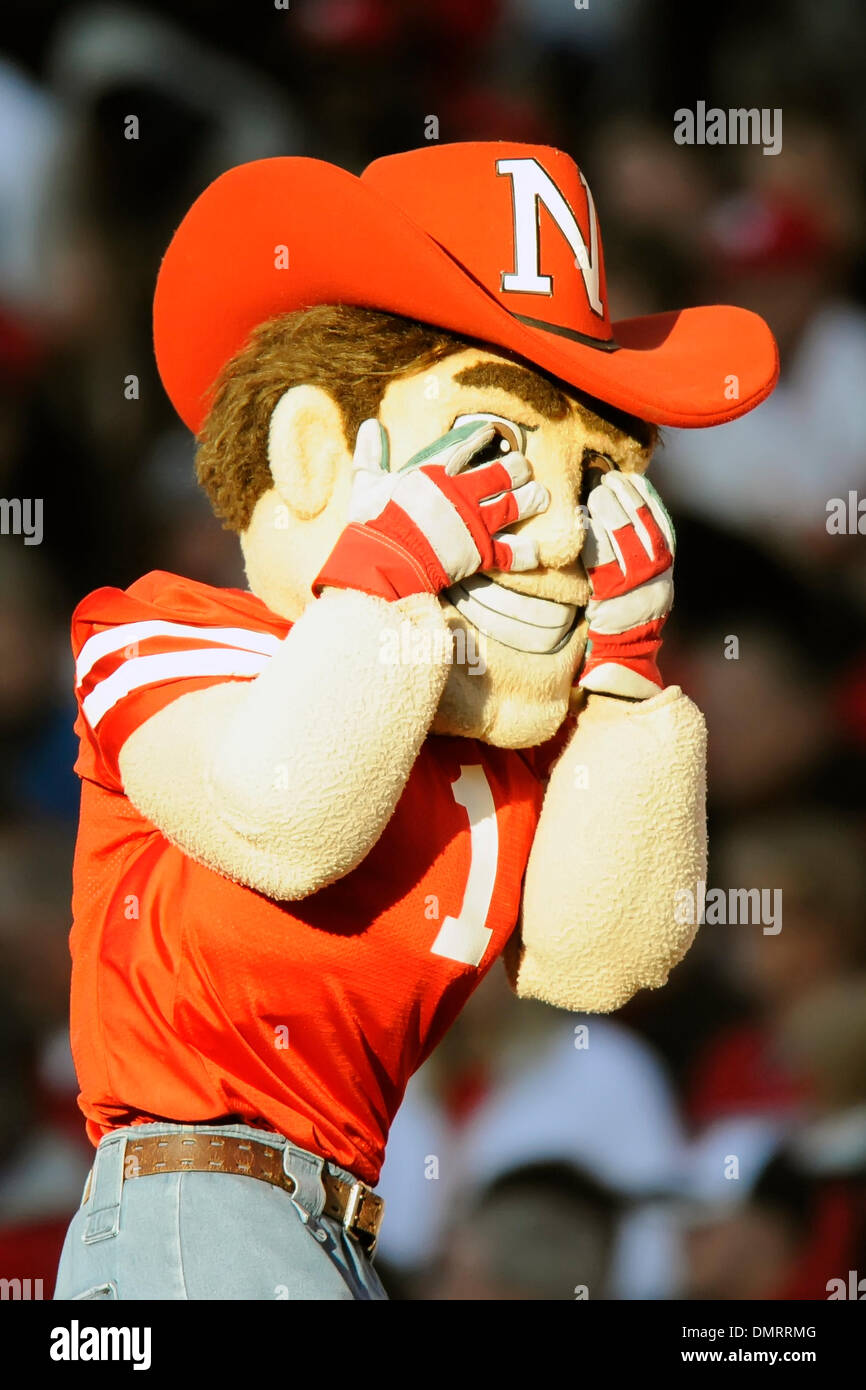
54, 142, 778, 1300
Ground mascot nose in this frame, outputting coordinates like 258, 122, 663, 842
529, 449, 611, 571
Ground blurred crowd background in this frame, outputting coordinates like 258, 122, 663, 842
2, 0, 866, 1300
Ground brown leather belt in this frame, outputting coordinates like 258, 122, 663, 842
85, 1132, 384, 1254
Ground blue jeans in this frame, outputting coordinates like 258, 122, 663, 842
53, 1122, 388, 1301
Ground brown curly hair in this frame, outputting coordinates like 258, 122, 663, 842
195, 305, 470, 531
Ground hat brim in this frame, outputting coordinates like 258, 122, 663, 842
154, 157, 779, 435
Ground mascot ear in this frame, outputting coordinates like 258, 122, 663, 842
267, 385, 353, 520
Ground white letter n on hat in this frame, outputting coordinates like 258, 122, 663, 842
497, 157, 604, 317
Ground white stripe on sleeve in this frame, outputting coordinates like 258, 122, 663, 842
81, 648, 271, 728
75, 620, 282, 686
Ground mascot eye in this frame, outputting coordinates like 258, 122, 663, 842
469, 432, 513, 467
580, 451, 617, 504
452, 413, 526, 465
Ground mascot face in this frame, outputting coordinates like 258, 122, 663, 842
237, 337, 655, 749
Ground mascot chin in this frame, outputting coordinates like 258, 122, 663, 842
55, 141, 778, 1301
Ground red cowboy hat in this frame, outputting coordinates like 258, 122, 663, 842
153, 141, 778, 435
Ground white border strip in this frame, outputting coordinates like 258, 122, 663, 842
82, 648, 271, 727
76, 619, 282, 686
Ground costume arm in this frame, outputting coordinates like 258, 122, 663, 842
506, 685, 707, 1012
118, 588, 451, 900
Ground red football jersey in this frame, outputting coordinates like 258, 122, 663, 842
69, 572, 549, 1184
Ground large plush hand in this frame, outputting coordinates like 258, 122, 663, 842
314, 418, 549, 601
577, 471, 675, 699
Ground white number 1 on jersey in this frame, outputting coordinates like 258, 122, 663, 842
430, 765, 499, 968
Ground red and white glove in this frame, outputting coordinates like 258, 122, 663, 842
314, 418, 549, 601
577, 471, 675, 699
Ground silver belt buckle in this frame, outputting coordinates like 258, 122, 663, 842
342, 1179, 381, 1255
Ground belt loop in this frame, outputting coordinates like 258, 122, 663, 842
281, 1143, 326, 1222
82, 1133, 126, 1243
